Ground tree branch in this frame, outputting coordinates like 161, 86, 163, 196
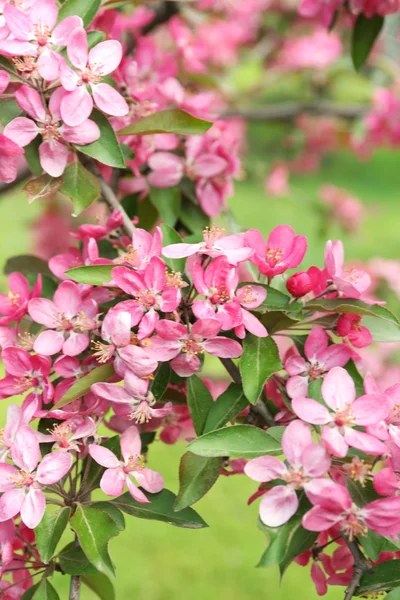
69, 535, 81, 600
80, 157, 135, 238
223, 102, 368, 121
341, 536, 371, 600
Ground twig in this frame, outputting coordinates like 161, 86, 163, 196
341, 536, 371, 600
69, 535, 82, 600
223, 102, 368, 121
80, 157, 135, 238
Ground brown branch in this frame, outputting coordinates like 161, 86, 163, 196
141, 1, 179, 35
69, 535, 82, 600
223, 102, 368, 121
341, 536, 371, 600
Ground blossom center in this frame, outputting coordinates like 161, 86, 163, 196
11, 469, 35, 488
334, 405, 355, 427
265, 247, 284, 267
123, 454, 145, 473
33, 23, 51, 47
340, 506, 367, 541
41, 119, 61, 142
8, 291, 21, 306
210, 285, 230, 304
92, 341, 115, 363
284, 467, 309, 490
203, 225, 224, 248
182, 338, 204, 355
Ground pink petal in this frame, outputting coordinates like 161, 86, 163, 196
21, 488, 45, 529
352, 394, 390, 426
192, 318, 221, 339
102, 310, 131, 346
282, 420, 314, 467
36, 451, 72, 484
304, 327, 328, 360
89, 444, 120, 468
52, 15, 82, 45
292, 397, 331, 425
28, 297, 59, 327
91, 382, 133, 404
15, 85, 46, 121
30, 0, 58, 30
321, 425, 348, 458
202, 337, 243, 358
11, 426, 40, 472
61, 86, 93, 127
373, 467, 399, 496
34, 330, 65, 356
244, 456, 286, 482
62, 119, 100, 145
92, 83, 128, 118
236, 284, 267, 309
134, 467, 164, 493
62, 332, 89, 356
343, 427, 387, 455
302, 444, 331, 478
67, 26, 88, 70
162, 242, 203, 259
118, 345, 158, 378
286, 375, 308, 399
54, 281, 81, 316
146, 336, 182, 362
39, 140, 68, 177
156, 319, 187, 340
240, 309, 268, 337
0, 70, 10, 94
126, 477, 150, 503
120, 426, 141, 461
2, 346, 31, 377
37, 48, 65, 81
302, 506, 341, 532
89, 40, 122, 75
60, 63, 79, 91
0, 464, 19, 492
192, 153, 227, 178
320, 345, 351, 371
0, 489, 25, 522
4, 117, 39, 147
3, 4, 32, 41
259, 486, 298, 527
100, 467, 125, 496
322, 366, 355, 411
171, 353, 200, 377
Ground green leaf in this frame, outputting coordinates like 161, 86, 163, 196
151, 362, 171, 402
70, 505, 119, 578
52, 363, 115, 409
0, 99, 22, 126
187, 375, 214, 436
363, 313, 400, 342
31, 580, 60, 600
308, 379, 323, 404
150, 186, 181, 227
24, 137, 42, 176
240, 336, 282, 404
357, 559, 400, 594
204, 383, 248, 432
90, 502, 125, 531
347, 479, 380, 506
188, 424, 282, 458
111, 488, 208, 529
87, 30, 106, 48
386, 589, 400, 600
4, 254, 52, 277
117, 109, 212, 136
59, 542, 100, 576
77, 110, 126, 168
351, 14, 384, 71
137, 196, 159, 231
82, 573, 115, 600
345, 359, 364, 397
61, 162, 100, 216
160, 224, 186, 273
23, 174, 63, 204
174, 453, 222, 511
58, 0, 101, 26
257, 498, 317, 575
305, 298, 399, 323
35, 506, 71, 563
179, 196, 209, 234
21, 584, 40, 600
66, 264, 114, 286
360, 529, 387, 562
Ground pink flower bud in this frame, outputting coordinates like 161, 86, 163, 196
286, 267, 320, 297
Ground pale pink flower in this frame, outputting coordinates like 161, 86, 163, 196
4, 86, 100, 177
0, 272, 41, 325
303, 481, 400, 538
146, 318, 243, 377
0, 346, 53, 402
36, 417, 97, 451
28, 280, 98, 356
0, 0, 82, 80
0, 427, 72, 528
0, 133, 24, 184
285, 327, 351, 398
324, 240, 371, 298
244, 420, 331, 527
363, 373, 400, 446
163, 225, 253, 266
60, 27, 128, 126
0, 397, 37, 461
115, 227, 163, 271
292, 366, 390, 457
245, 225, 307, 278
89, 425, 164, 503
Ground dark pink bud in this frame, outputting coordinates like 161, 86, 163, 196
286, 267, 319, 297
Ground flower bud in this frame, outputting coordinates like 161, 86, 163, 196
286, 270, 314, 297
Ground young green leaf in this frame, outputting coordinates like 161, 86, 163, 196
118, 109, 212, 136
357, 559, 400, 594
151, 362, 171, 402
204, 383, 248, 432
52, 363, 115, 409
187, 375, 214, 436
150, 186, 181, 227
70, 505, 119, 578
58, 0, 101, 27
65, 264, 114, 286
35, 506, 71, 563
82, 573, 116, 600
351, 14, 384, 71
187, 424, 282, 458
240, 336, 282, 404
174, 453, 222, 511
31, 579, 60, 600
59, 542, 100, 576
61, 162, 100, 216
90, 502, 125, 531
77, 110, 126, 168
111, 488, 208, 529
385, 589, 400, 600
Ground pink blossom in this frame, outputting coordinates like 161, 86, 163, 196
285, 327, 351, 398
298, 0, 343, 28
245, 225, 307, 278
292, 366, 390, 457
0, 0, 82, 80
363, 373, 400, 445
192, 256, 267, 337
147, 318, 243, 377
303, 481, 400, 538
0, 346, 53, 402
0, 398, 37, 461
319, 185, 364, 233
112, 256, 181, 339
337, 314, 372, 348
4, 86, 100, 177
49, 238, 111, 281
60, 27, 128, 126
0, 133, 24, 184
28, 280, 98, 356
324, 240, 371, 298
163, 225, 253, 266
36, 417, 97, 451
89, 426, 163, 503
71, 210, 124, 242
0, 69, 9, 93
244, 420, 331, 527
0, 272, 41, 325
115, 227, 163, 271
0, 427, 72, 528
